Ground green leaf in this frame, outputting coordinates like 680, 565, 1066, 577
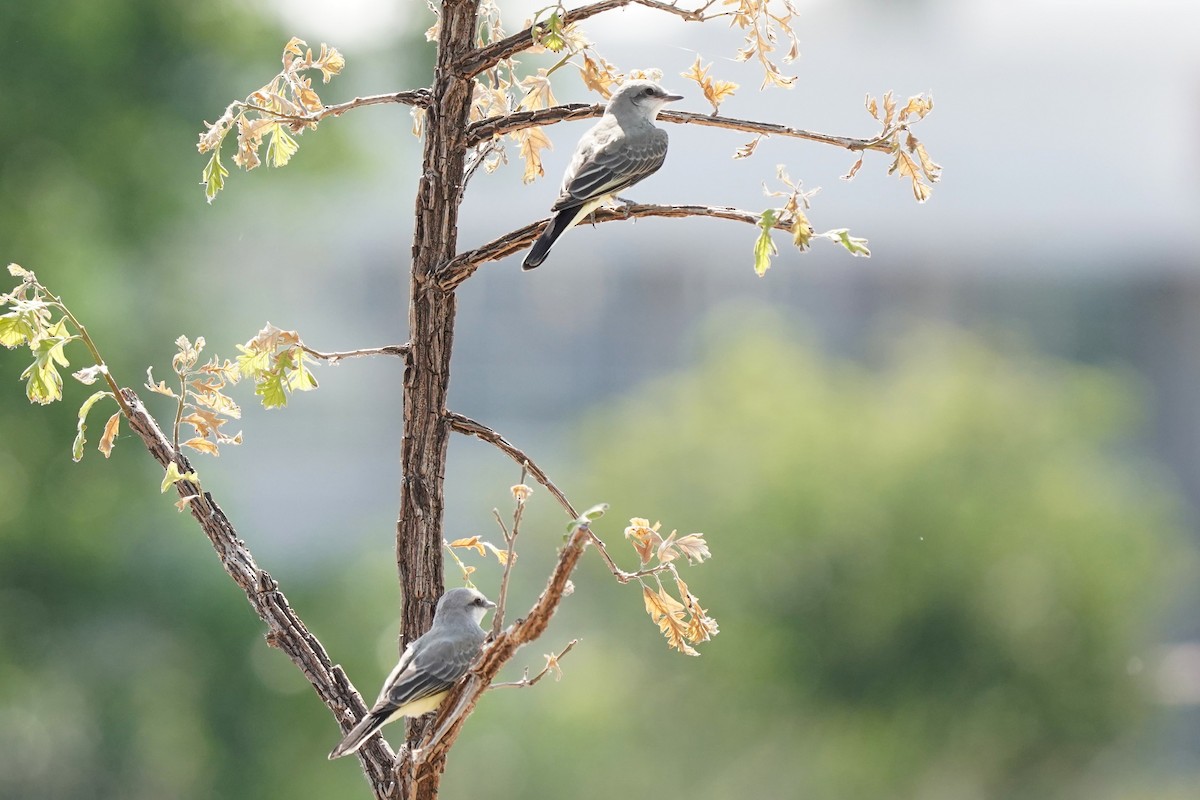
582, 502, 609, 521
0, 313, 35, 348
283, 349, 318, 392
160, 461, 199, 493
266, 125, 299, 168
21, 320, 73, 405
73, 391, 113, 462
255, 367, 288, 409
753, 209, 779, 276
235, 343, 271, 378
823, 228, 871, 257
202, 149, 230, 204
567, 502, 609, 534
542, 11, 566, 52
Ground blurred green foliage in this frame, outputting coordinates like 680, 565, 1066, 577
0, 2, 1194, 797
443, 320, 1192, 800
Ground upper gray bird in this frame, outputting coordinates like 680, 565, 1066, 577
522, 80, 684, 270
328, 587, 495, 760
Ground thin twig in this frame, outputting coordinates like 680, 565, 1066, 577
467, 104, 897, 153
240, 89, 431, 126
443, 540, 476, 586
491, 466, 528, 637
457, 0, 717, 78
39, 286, 133, 419
301, 343, 412, 363
445, 412, 578, 518
439, 202, 796, 289
491, 639, 579, 688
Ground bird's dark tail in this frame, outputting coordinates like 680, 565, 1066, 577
522, 206, 581, 270
328, 708, 392, 760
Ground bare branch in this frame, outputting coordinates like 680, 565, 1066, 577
443, 411, 662, 587
446, 411, 578, 518
301, 342, 412, 364
456, 1, 717, 79
440, 202, 794, 289
243, 89, 431, 126
468, 104, 895, 153
491, 466, 528, 637
118, 388, 400, 799
491, 639, 579, 689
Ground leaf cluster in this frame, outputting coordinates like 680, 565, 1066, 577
725, 0, 801, 89
1, 265, 123, 461
845, 91, 941, 203
753, 167, 869, 275
197, 38, 345, 202
624, 518, 718, 656
680, 55, 739, 115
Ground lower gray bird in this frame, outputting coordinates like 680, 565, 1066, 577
522, 80, 683, 270
328, 587, 495, 759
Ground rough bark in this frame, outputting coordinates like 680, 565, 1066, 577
397, 2, 480, 798
120, 387, 402, 798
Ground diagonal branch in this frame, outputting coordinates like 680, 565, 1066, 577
439, 203, 791, 289
446, 411, 578, 517
468, 104, 896, 153
444, 410, 660, 585
119, 388, 401, 800
456, 0, 717, 79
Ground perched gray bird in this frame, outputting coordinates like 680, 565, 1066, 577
328, 587, 495, 760
522, 80, 684, 270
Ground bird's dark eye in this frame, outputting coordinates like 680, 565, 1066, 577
642, 87, 654, 97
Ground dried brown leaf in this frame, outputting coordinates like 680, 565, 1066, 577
449, 536, 487, 557
98, 412, 120, 458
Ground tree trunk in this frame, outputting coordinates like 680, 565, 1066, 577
397, 2, 478, 798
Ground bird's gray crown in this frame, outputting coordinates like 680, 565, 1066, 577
436, 587, 495, 618
605, 80, 684, 122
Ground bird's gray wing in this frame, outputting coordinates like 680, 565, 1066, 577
372, 630, 482, 711
552, 128, 668, 211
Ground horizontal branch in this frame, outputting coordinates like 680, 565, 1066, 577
119, 389, 400, 798
445, 411, 578, 518
317, 89, 431, 117
243, 89, 431, 126
439, 203, 787, 289
301, 342, 412, 364
467, 104, 896, 154
456, 0, 716, 79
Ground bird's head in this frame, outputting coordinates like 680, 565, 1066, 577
606, 80, 684, 121
437, 586, 496, 624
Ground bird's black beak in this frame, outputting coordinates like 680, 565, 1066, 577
662, 93, 685, 103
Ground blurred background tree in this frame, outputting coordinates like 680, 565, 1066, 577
3, 1, 1199, 798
